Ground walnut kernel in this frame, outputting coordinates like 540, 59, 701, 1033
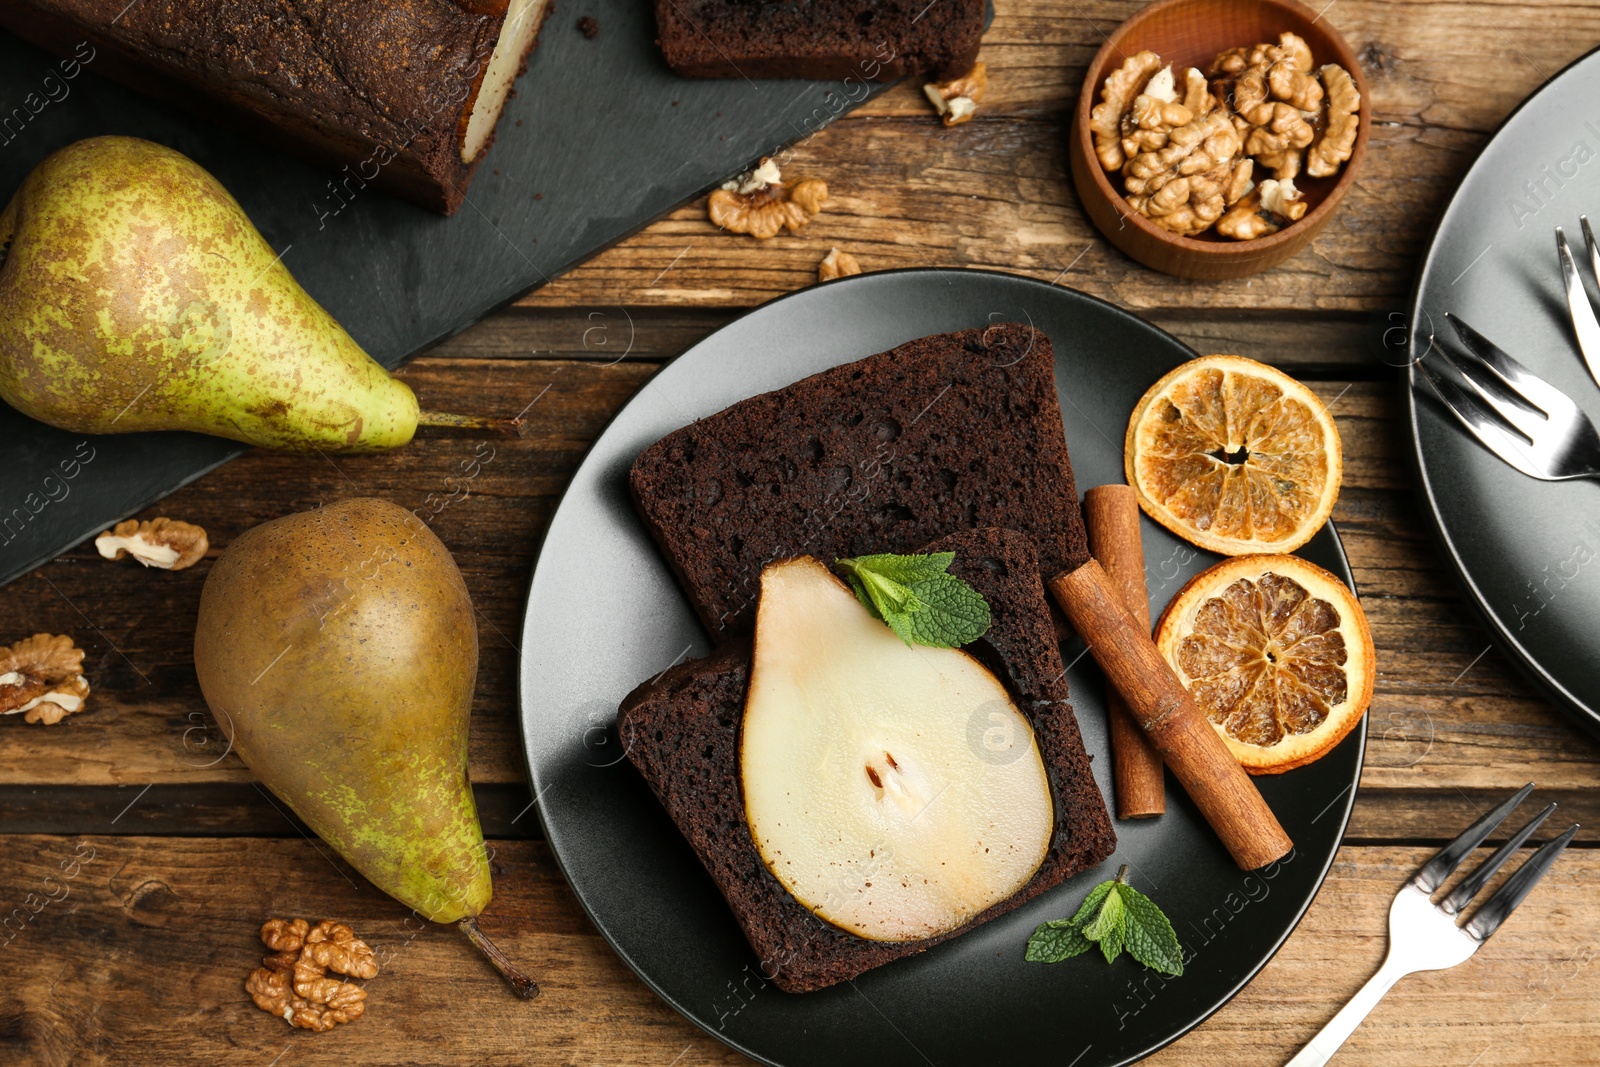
1218, 190, 1276, 240
0, 634, 89, 725
924, 61, 987, 127
1182, 67, 1216, 116
1122, 110, 1248, 236
247, 919, 379, 1032
261, 918, 311, 953
1212, 34, 1324, 182
301, 920, 379, 981
1120, 65, 1195, 160
1091, 50, 1165, 171
708, 158, 828, 239
1217, 177, 1308, 240
1241, 102, 1316, 180
1308, 64, 1361, 178
96, 517, 208, 570
818, 248, 862, 282
1260, 177, 1308, 221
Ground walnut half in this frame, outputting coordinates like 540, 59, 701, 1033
818, 247, 862, 282
1217, 177, 1309, 240
708, 158, 828, 239
247, 919, 379, 1032
923, 62, 987, 127
1212, 33, 1323, 182
96, 518, 208, 570
1091, 51, 1165, 171
1308, 64, 1361, 178
1122, 110, 1250, 236
0, 634, 90, 725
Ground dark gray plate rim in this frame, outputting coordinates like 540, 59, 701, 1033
1405, 44, 1600, 735
519, 266, 1364, 1066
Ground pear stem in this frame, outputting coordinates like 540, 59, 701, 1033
458, 916, 540, 1000
417, 410, 530, 438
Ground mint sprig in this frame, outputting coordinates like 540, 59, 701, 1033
1025, 865, 1184, 976
834, 551, 991, 648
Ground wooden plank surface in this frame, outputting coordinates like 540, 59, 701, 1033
3, 344, 1595, 826
1, 837, 1594, 1066
525, 1, 1600, 312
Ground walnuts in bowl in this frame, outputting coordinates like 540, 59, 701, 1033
1092, 34, 1361, 241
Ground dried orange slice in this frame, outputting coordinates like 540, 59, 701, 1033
1126, 355, 1341, 555
1155, 555, 1373, 774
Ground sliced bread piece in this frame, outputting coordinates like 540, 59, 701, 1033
653, 0, 985, 81
629, 323, 1089, 642
617, 527, 1115, 993
0, 0, 551, 215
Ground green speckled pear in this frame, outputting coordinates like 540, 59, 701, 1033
194, 499, 489, 923
0, 136, 418, 452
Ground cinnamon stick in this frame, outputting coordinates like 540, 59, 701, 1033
1083, 485, 1166, 819
1048, 559, 1292, 871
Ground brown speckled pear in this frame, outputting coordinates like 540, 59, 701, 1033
0, 136, 419, 451
194, 499, 488, 922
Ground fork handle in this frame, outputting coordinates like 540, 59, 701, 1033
1284, 956, 1410, 1067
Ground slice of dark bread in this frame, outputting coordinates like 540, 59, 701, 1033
653, 0, 985, 81
630, 323, 1089, 643
0, 0, 550, 215
618, 528, 1115, 993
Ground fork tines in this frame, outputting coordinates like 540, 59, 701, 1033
1556, 217, 1600, 388
1416, 311, 1600, 481
1410, 783, 1578, 942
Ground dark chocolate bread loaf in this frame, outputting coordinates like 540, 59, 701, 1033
0, 0, 551, 214
618, 528, 1116, 993
653, 0, 984, 80
630, 323, 1090, 642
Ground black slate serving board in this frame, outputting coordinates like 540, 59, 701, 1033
0, 2, 896, 586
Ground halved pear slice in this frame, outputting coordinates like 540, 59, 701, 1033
740, 556, 1055, 943
460, 0, 552, 163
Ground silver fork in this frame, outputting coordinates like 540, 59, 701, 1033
1555, 217, 1600, 390
1416, 312, 1600, 479
1286, 784, 1578, 1066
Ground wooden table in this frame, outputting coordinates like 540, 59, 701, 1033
6, 2, 1600, 1063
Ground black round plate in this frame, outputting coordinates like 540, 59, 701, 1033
1407, 47, 1600, 736
520, 268, 1363, 1067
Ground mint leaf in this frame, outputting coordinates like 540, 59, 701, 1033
1120, 884, 1186, 977
1025, 919, 1094, 962
835, 552, 992, 648
1081, 882, 1125, 943
1066, 880, 1116, 926
1024, 866, 1183, 977
851, 566, 920, 616
900, 572, 991, 647
1096, 896, 1127, 965
838, 551, 955, 585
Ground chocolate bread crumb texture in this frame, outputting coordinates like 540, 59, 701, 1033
630, 323, 1090, 641
0, 0, 553, 215
653, 0, 985, 80
617, 528, 1116, 992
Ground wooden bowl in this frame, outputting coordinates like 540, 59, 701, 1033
1069, 0, 1370, 280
